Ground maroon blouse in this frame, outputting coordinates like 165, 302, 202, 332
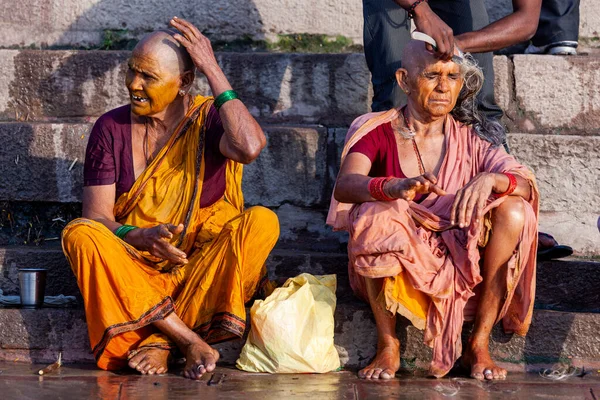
84, 105, 227, 207
348, 122, 425, 202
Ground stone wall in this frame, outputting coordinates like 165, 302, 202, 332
0, 50, 598, 254
1, 0, 596, 48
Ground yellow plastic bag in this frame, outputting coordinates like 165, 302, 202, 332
236, 273, 340, 373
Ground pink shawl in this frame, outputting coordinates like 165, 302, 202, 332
328, 110, 539, 377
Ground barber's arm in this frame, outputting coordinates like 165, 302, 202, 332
454, 0, 542, 53
170, 17, 266, 164
393, 0, 456, 60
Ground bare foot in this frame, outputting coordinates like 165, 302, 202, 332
462, 342, 507, 381
182, 338, 220, 380
358, 339, 400, 380
128, 348, 170, 375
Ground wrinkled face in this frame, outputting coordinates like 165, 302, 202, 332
125, 46, 181, 116
406, 60, 463, 118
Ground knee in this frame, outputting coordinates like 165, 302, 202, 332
245, 206, 280, 239
493, 197, 526, 233
62, 218, 103, 255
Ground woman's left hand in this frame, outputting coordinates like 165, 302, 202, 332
169, 17, 218, 75
450, 172, 495, 228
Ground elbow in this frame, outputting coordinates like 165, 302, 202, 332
237, 145, 263, 164
517, 15, 539, 42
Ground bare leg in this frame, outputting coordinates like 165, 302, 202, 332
128, 313, 219, 379
463, 197, 525, 381
358, 277, 400, 380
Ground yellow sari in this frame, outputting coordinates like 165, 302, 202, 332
62, 95, 279, 370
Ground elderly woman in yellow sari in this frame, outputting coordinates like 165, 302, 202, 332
329, 40, 538, 381
62, 18, 279, 379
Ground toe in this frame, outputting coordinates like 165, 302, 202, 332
372, 368, 382, 379
380, 369, 395, 380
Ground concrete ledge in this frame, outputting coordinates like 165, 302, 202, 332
0, 123, 332, 207
0, 51, 371, 126
2, 50, 600, 133
2, 245, 599, 312
1, 0, 597, 48
1, 306, 599, 370
0, 122, 598, 254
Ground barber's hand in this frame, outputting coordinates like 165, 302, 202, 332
412, 3, 455, 60
128, 223, 189, 265
450, 173, 496, 228
386, 172, 447, 202
169, 17, 218, 75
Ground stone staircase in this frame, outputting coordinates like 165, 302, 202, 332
0, 49, 598, 371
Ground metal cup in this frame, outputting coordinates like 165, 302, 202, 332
18, 268, 47, 308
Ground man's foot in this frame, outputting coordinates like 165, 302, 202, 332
128, 348, 170, 375
182, 338, 220, 380
462, 342, 506, 381
358, 338, 400, 380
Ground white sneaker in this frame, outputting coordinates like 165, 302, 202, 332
525, 41, 578, 55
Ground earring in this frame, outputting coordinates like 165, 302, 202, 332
179, 89, 186, 96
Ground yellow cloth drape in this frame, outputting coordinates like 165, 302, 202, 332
62, 95, 279, 370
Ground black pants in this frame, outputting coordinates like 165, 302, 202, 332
363, 0, 502, 123
532, 0, 580, 45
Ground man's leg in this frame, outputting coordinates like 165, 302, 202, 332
429, 0, 504, 123
531, 0, 580, 52
363, 0, 411, 111
463, 196, 526, 380
359, 277, 401, 380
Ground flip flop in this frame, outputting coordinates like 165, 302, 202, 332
537, 232, 573, 261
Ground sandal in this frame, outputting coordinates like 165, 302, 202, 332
537, 232, 573, 261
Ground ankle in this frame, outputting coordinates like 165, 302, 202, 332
468, 336, 489, 351
377, 336, 400, 348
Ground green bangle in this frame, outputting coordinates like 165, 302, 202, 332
214, 90, 239, 110
115, 225, 138, 240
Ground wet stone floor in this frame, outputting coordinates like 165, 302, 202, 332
0, 362, 599, 399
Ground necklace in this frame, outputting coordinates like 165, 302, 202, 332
402, 107, 426, 175
143, 119, 152, 166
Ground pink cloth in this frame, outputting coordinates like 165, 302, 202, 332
328, 110, 539, 377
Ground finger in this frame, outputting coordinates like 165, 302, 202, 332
457, 191, 472, 228
430, 184, 447, 196
171, 33, 192, 48
171, 17, 199, 41
464, 192, 479, 227
450, 190, 462, 225
474, 194, 487, 223
175, 17, 203, 39
155, 242, 188, 264
423, 172, 437, 185
167, 223, 185, 235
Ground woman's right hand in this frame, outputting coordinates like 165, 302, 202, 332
385, 172, 447, 201
126, 224, 189, 265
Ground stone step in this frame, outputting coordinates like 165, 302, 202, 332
1, 50, 600, 134
2, 0, 598, 48
1, 245, 599, 312
0, 120, 597, 254
1, 305, 598, 372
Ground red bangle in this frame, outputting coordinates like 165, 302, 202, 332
407, 0, 428, 18
368, 177, 395, 201
493, 172, 517, 198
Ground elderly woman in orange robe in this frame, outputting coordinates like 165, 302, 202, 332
329, 40, 538, 381
62, 18, 279, 379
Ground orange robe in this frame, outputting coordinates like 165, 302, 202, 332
62, 96, 279, 370
328, 110, 538, 377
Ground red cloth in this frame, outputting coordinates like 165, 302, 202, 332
348, 122, 407, 179
84, 105, 226, 207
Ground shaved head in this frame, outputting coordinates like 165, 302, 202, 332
401, 40, 442, 75
134, 29, 194, 75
